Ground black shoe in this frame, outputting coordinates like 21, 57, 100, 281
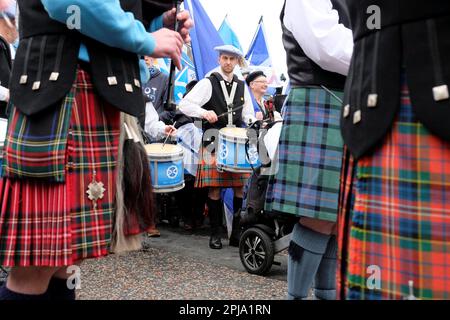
209, 236, 222, 249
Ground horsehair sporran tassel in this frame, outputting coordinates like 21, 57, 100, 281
111, 112, 142, 254
123, 115, 156, 232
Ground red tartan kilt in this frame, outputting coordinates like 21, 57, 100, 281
0, 68, 121, 267
195, 149, 250, 188
337, 81, 450, 300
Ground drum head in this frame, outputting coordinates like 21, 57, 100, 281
145, 143, 183, 156
220, 127, 247, 139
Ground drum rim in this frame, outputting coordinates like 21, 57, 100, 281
216, 163, 260, 174
152, 182, 185, 193
147, 153, 184, 161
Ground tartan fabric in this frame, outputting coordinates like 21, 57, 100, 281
195, 148, 250, 188
265, 87, 344, 222
337, 80, 450, 300
0, 68, 121, 267
2, 91, 74, 182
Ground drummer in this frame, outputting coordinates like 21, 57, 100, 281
179, 44, 256, 249
143, 98, 177, 141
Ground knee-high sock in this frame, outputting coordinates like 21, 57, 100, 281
207, 198, 222, 236
46, 277, 76, 301
0, 284, 50, 301
287, 223, 331, 300
314, 235, 338, 300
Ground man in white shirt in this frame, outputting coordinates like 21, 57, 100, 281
179, 45, 256, 249
264, 0, 353, 300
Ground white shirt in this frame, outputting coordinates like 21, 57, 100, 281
144, 101, 166, 140
0, 85, 9, 102
284, 0, 354, 76
179, 68, 256, 126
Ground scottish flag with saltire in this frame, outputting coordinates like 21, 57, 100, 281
246, 16, 281, 93
246, 17, 272, 67
218, 15, 243, 52
184, 0, 224, 79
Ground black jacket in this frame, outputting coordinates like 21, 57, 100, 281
10, 0, 168, 118
341, 0, 450, 159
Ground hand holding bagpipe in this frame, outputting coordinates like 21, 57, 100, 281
150, 1, 194, 71
162, 6, 193, 44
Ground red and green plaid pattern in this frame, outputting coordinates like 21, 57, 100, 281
338, 82, 450, 300
265, 87, 345, 222
2, 91, 74, 181
0, 68, 121, 267
195, 149, 250, 188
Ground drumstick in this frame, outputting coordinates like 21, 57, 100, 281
162, 121, 177, 148
202, 105, 246, 124
217, 105, 245, 119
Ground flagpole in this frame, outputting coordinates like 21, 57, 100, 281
165, 0, 183, 112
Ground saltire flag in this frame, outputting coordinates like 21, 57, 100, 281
155, 58, 170, 75
184, 0, 224, 79
245, 16, 272, 67
218, 15, 243, 52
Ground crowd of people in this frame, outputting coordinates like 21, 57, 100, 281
0, 0, 449, 301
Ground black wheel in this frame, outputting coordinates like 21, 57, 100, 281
239, 227, 274, 276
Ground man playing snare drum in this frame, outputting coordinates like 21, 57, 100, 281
179, 45, 256, 249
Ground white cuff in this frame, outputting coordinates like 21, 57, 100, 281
0, 86, 9, 102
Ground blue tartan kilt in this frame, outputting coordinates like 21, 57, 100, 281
265, 86, 345, 222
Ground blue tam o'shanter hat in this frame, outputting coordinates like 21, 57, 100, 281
214, 45, 244, 58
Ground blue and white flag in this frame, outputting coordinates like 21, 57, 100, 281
184, 0, 224, 79
218, 16, 243, 52
245, 17, 272, 67
174, 66, 189, 103
156, 58, 170, 76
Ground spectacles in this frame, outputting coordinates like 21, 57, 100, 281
252, 80, 268, 84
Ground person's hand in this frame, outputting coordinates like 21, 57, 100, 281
163, 8, 194, 44
164, 125, 177, 137
0, 0, 12, 11
255, 111, 264, 121
151, 28, 183, 70
202, 110, 218, 124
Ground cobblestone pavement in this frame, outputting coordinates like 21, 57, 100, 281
78, 225, 288, 300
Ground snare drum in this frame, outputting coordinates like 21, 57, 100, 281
145, 143, 185, 193
217, 127, 261, 173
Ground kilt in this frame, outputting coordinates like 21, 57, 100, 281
0, 68, 121, 267
195, 148, 250, 188
265, 87, 344, 222
337, 80, 450, 300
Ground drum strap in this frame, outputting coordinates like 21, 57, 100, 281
219, 80, 238, 107
219, 80, 238, 126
